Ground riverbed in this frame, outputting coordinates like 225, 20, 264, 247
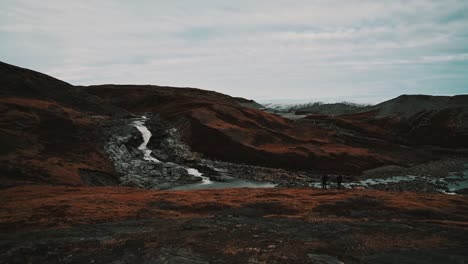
131, 116, 276, 190
170, 175, 276, 190
309, 164, 468, 194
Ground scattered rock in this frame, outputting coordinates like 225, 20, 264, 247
103, 118, 202, 189
307, 254, 343, 264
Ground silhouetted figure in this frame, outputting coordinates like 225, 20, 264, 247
321, 174, 328, 189
336, 175, 343, 189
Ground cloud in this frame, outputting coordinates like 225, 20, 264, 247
1, 0, 467, 103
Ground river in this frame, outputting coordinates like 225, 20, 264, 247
132, 117, 276, 190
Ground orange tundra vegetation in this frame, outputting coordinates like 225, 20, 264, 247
2, 186, 468, 230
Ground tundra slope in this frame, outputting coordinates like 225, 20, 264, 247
301, 94, 468, 148
1, 61, 468, 263
0, 61, 127, 187
1, 61, 466, 188
85, 85, 447, 174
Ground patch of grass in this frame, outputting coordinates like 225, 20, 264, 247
149, 200, 233, 213
148, 200, 181, 210
314, 196, 388, 218
228, 202, 300, 217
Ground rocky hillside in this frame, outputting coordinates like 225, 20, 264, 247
298, 94, 468, 148
84, 85, 393, 173
0, 62, 122, 187
2, 62, 467, 263
365, 94, 468, 118
356, 95, 468, 147
1, 61, 466, 188
0, 62, 125, 116
294, 102, 366, 116
233, 97, 265, 110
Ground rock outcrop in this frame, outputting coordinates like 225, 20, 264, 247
104, 118, 201, 189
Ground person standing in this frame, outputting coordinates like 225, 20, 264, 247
336, 175, 343, 190
321, 174, 328, 189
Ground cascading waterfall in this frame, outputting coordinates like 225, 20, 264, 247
186, 168, 212, 185
132, 116, 161, 163
130, 116, 276, 190
132, 116, 213, 185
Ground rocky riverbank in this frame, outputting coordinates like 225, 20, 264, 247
102, 117, 201, 189
196, 158, 468, 194
101, 115, 282, 190
356, 159, 468, 194
100, 115, 468, 194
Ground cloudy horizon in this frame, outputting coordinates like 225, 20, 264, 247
1, 0, 467, 104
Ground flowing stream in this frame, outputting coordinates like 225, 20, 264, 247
132, 116, 161, 163
174, 164, 276, 190
131, 116, 276, 190
170, 178, 276, 190
130, 116, 466, 193
186, 168, 212, 185
309, 165, 468, 195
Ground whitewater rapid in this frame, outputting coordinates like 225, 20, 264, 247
132, 116, 216, 185
186, 168, 212, 185
132, 116, 161, 163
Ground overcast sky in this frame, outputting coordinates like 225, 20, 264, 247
1, 0, 467, 103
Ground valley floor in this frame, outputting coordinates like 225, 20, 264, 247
1, 186, 467, 263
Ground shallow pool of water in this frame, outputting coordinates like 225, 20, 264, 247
309, 164, 468, 195
170, 179, 276, 190
444, 165, 468, 193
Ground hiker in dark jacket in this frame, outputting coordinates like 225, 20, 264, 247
336, 175, 343, 189
321, 174, 328, 189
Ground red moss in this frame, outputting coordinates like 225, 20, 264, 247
0, 97, 116, 186
1, 186, 467, 231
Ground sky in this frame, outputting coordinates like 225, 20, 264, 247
1, 0, 468, 104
